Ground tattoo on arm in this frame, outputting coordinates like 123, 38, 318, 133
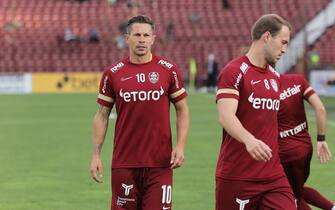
97, 105, 112, 117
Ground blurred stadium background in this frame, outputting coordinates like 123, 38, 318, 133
0, 0, 334, 210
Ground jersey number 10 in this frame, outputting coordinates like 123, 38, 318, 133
161, 185, 172, 204
136, 73, 146, 83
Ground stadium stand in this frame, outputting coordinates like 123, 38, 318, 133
0, 0, 332, 83
314, 25, 335, 68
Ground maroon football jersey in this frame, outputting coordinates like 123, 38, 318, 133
216, 56, 285, 181
97, 55, 187, 168
278, 74, 315, 162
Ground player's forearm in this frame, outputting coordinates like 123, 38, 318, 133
219, 113, 254, 144
315, 105, 327, 135
308, 94, 327, 135
174, 99, 189, 148
217, 99, 255, 144
175, 105, 189, 148
92, 112, 109, 157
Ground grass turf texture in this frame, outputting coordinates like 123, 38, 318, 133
0, 93, 334, 210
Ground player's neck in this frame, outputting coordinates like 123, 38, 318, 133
129, 53, 153, 64
246, 43, 267, 69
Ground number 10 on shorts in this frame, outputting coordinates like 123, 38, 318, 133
161, 185, 172, 204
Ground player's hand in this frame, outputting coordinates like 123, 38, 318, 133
90, 156, 103, 183
245, 138, 272, 162
317, 141, 332, 164
170, 145, 185, 169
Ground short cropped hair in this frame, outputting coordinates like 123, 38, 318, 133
251, 14, 292, 40
126, 15, 155, 34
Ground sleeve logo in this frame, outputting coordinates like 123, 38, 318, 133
234, 73, 242, 89
240, 62, 249, 74
158, 59, 173, 69
172, 71, 180, 89
102, 76, 108, 93
110, 62, 124, 73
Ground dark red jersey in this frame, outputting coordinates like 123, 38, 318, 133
97, 55, 187, 168
216, 56, 285, 181
278, 74, 315, 162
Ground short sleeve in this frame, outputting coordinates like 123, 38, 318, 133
301, 76, 315, 100
169, 65, 187, 103
216, 64, 241, 101
96, 70, 115, 107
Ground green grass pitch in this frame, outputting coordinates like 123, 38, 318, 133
0, 93, 334, 210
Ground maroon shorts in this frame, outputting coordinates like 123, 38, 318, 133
216, 176, 296, 210
111, 167, 173, 210
281, 147, 312, 199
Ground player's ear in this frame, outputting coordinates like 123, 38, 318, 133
151, 34, 156, 45
262, 31, 271, 43
124, 34, 130, 43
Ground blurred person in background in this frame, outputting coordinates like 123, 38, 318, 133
307, 44, 321, 70
165, 20, 174, 43
90, 15, 189, 210
87, 27, 100, 43
64, 26, 80, 42
206, 53, 219, 93
115, 21, 128, 49
222, 0, 230, 9
278, 73, 334, 210
215, 14, 296, 210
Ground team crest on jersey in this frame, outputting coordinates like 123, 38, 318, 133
270, 79, 278, 92
148, 72, 159, 84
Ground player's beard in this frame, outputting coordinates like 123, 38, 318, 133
265, 52, 277, 67
266, 57, 276, 67
264, 45, 280, 67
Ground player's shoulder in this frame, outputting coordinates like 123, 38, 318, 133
222, 56, 250, 75
154, 55, 178, 70
280, 73, 305, 83
103, 58, 128, 75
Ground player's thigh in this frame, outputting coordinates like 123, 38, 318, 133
261, 191, 296, 210
111, 168, 140, 210
297, 199, 312, 210
142, 167, 173, 210
282, 151, 312, 198
215, 177, 260, 210
261, 176, 296, 210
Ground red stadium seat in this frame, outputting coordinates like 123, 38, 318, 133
0, 0, 332, 76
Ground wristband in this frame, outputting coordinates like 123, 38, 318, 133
317, 134, 325, 142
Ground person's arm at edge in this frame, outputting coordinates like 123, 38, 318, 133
217, 98, 272, 161
90, 105, 112, 182
307, 93, 332, 163
170, 98, 189, 169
